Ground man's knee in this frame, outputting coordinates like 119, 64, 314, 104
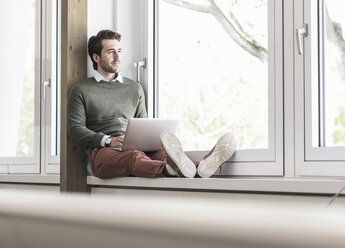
126, 149, 146, 159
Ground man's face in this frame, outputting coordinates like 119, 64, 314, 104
95, 39, 122, 74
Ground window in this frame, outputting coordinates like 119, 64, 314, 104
0, 0, 39, 172
43, 0, 60, 173
153, 0, 283, 176
2, 0, 344, 181
314, 0, 345, 148
295, 0, 345, 176
0, 0, 59, 174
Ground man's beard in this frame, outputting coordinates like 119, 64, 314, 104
100, 59, 120, 73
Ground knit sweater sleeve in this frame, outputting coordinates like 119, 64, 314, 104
134, 83, 148, 118
67, 84, 104, 149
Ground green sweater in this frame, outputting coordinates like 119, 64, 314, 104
67, 76, 147, 150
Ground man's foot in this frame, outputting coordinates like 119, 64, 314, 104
197, 132, 237, 178
160, 132, 196, 178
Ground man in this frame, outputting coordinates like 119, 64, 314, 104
67, 29, 236, 179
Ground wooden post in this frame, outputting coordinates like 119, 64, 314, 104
60, 0, 90, 192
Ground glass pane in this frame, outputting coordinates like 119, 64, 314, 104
0, 0, 36, 157
316, 0, 345, 147
157, 0, 268, 150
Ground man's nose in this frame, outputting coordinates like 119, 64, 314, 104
113, 52, 119, 60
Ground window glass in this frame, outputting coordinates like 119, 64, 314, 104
324, 0, 345, 146
157, 0, 268, 151
0, 0, 36, 157
313, 0, 345, 147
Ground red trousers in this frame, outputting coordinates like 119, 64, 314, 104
90, 148, 167, 179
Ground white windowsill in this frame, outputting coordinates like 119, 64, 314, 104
0, 174, 343, 195
87, 176, 345, 195
0, 175, 59, 184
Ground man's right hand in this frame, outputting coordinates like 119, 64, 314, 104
110, 135, 125, 148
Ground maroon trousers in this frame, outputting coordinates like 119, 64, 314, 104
90, 148, 167, 179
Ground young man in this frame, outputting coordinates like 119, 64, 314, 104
67, 29, 236, 179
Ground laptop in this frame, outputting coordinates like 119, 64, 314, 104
121, 118, 179, 152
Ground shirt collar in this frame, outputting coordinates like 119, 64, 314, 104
93, 70, 123, 83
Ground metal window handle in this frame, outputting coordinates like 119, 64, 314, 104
134, 58, 147, 83
43, 79, 51, 99
296, 24, 308, 55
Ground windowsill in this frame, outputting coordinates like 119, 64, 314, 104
0, 174, 343, 195
0, 175, 59, 184
87, 176, 345, 195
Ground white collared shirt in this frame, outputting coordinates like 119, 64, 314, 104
93, 70, 123, 83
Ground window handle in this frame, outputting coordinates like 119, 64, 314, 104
43, 79, 51, 99
296, 24, 308, 55
134, 58, 147, 83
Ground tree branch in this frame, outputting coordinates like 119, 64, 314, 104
325, 5, 345, 80
207, 0, 267, 62
162, 0, 210, 13
162, 0, 267, 62
325, 6, 345, 50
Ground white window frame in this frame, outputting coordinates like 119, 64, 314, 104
5, 0, 345, 184
0, 0, 59, 175
42, 0, 60, 174
0, 0, 42, 173
295, 0, 345, 177
147, 0, 284, 176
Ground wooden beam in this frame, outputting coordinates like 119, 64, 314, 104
60, 0, 89, 192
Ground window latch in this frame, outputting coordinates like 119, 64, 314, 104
296, 24, 308, 55
134, 58, 147, 83
43, 79, 51, 99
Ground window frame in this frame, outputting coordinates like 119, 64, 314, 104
4, 0, 345, 184
42, 0, 60, 174
295, 0, 345, 177
304, 0, 345, 161
0, 0, 59, 175
0, 0, 42, 173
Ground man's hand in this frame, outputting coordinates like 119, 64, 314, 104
110, 135, 125, 148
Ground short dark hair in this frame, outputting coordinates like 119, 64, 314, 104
88, 30, 121, 70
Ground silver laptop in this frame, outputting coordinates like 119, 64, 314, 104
121, 118, 179, 152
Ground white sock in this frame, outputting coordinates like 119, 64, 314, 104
165, 163, 177, 176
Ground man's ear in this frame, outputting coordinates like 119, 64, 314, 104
93, 53, 100, 63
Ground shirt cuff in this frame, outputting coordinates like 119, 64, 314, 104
100, 135, 111, 147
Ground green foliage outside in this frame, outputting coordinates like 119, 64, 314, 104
333, 106, 345, 146
15, 0, 35, 157
16, 70, 35, 157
